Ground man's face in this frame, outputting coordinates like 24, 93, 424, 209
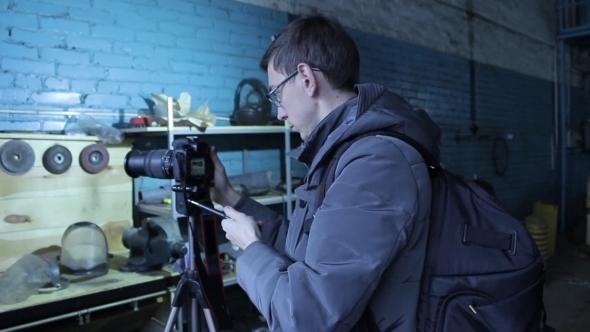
266, 63, 316, 140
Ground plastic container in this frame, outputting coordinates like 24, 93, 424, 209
0, 254, 58, 305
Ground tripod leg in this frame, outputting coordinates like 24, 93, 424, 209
165, 306, 180, 332
178, 309, 183, 332
203, 309, 216, 332
166, 276, 190, 332
191, 297, 199, 332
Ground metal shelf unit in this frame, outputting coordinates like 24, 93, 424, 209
121, 97, 296, 221
556, 0, 590, 232
557, 0, 590, 40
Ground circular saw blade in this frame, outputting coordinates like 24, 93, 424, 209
0, 140, 36, 176
79, 143, 110, 174
43, 144, 73, 175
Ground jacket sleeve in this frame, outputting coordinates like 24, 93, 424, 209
235, 136, 428, 332
233, 196, 288, 251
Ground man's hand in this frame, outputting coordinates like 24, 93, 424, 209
209, 146, 241, 207
221, 206, 262, 251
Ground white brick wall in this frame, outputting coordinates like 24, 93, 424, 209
236, 0, 556, 81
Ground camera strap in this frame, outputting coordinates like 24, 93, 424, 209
192, 210, 233, 329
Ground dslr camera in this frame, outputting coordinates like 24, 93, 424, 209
124, 136, 214, 215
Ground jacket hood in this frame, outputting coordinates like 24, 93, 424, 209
289, 83, 442, 173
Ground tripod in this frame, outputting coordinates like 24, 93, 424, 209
165, 214, 215, 332
164, 194, 232, 332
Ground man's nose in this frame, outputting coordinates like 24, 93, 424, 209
277, 107, 287, 121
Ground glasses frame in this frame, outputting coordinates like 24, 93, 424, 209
266, 68, 321, 107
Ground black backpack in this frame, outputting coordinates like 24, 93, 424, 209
316, 129, 554, 332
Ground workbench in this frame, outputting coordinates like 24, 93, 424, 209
0, 255, 238, 331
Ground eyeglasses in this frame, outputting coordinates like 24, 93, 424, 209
266, 68, 321, 107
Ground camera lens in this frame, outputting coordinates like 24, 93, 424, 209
123, 149, 173, 179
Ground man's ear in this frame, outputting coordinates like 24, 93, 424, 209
297, 63, 317, 97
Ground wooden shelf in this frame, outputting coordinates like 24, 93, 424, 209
138, 192, 296, 218
0, 132, 101, 141
121, 125, 291, 136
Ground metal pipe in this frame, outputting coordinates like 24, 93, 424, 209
557, 28, 590, 40
551, 134, 555, 171
558, 0, 564, 36
559, 40, 568, 233
552, 43, 558, 173
3, 289, 173, 332
167, 97, 178, 221
0, 109, 127, 117
554, 45, 559, 151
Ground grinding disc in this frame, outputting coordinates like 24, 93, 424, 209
43, 144, 72, 175
79, 143, 109, 174
0, 140, 35, 176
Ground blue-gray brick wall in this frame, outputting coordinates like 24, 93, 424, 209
0, 0, 286, 128
0, 0, 290, 187
351, 29, 559, 217
0, 0, 584, 221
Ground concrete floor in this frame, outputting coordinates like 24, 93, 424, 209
544, 238, 590, 331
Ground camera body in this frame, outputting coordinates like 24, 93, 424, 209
124, 136, 214, 215
169, 136, 213, 185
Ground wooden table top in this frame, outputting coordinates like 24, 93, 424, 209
0, 255, 237, 314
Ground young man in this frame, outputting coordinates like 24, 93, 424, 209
210, 14, 442, 331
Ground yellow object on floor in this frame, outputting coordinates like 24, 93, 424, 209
532, 201, 558, 257
525, 215, 550, 260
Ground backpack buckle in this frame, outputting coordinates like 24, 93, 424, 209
507, 230, 517, 255
462, 224, 518, 255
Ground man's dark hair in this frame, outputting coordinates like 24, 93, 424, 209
260, 14, 360, 92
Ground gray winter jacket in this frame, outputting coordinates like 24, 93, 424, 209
233, 83, 442, 331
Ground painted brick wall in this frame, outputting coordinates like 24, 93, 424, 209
0, 0, 286, 126
350, 28, 555, 216
0, 0, 291, 189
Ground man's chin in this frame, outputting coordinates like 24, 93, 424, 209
289, 126, 306, 139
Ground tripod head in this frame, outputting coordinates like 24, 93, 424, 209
171, 183, 210, 215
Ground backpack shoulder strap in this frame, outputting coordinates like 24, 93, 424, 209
316, 129, 439, 332
319, 129, 441, 207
